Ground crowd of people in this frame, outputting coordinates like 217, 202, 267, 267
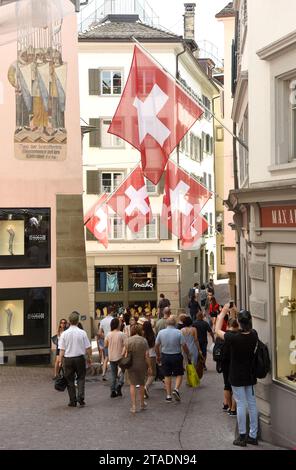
54, 279, 260, 447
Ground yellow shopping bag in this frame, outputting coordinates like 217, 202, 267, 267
186, 363, 200, 388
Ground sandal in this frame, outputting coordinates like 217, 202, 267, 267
130, 406, 137, 414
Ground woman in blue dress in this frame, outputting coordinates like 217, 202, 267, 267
181, 316, 202, 370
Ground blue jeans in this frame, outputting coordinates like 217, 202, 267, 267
232, 385, 258, 439
110, 360, 124, 393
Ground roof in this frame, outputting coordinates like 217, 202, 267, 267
79, 15, 182, 42
215, 2, 235, 18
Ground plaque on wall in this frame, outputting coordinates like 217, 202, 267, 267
249, 262, 266, 281
250, 298, 267, 320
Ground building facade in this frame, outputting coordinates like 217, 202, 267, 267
0, 1, 89, 364
78, 4, 218, 317
228, 0, 296, 448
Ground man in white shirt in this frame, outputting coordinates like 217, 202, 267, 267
59, 311, 92, 407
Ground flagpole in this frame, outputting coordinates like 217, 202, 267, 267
130, 36, 249, 153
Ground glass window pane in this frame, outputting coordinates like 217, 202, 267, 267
128, 266, 157, 291
101, 120, 112, 147
147, 218, 157, 239
102, 71, 111, 95
113, 72, 122, 94
95, 266, 123, 292
113, 218, 124, 239
101, 173, 112, 192
146, 179, 157, 194
113, 173, 123, 189
274, 267, 296, 389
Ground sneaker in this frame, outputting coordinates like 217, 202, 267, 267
102, 376, 107, 381
79, 399, 85, 407
222, 404, 229, 412
116, 385, 122, 397
110, 391, 118, 398
228, 410, 237, 416
233, 435, 247, 447
165, 397, 173, 403
172, 389, 181, 401
246, 436, 258, 445
68, 402, 77, 407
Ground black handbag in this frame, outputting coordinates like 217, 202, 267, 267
54, 369, 67, 392
118, 352, 133, 371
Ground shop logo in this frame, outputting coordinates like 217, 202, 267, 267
133, 281, 154, 289
27, 313, 45, 320
0, 341, 4, 365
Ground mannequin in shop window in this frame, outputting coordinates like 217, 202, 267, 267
7, 226, 15, 255
4, 308, 13, 336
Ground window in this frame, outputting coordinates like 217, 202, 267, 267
128, 266, 157, 291
216, 126, 224, 142
203, 172, 207, 186
101, 71, 122, 95
238, 109, 249, 186
146, 179, 158, 195
209, 213, 213, 235
274, 267, 296, 390
101, 172, 123, 193
194, 257, 198, 273
202, 95, 212, 120
206, 134, 211, 153
203, 213, 209, 236
208, 174, 212, 191
128, 217, 158, 241
95, 266, 124, 292
110, 217, 125, 240
101, 119, 124, 148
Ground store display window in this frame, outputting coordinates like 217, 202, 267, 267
128, 266, 157, 291
0, 208, 50, 269
95, 266, 124, 292
95, 302, 124, 319
0, 287, 51, 350
274, 267, 296, 388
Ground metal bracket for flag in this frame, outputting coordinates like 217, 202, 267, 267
130, 36, 248, 153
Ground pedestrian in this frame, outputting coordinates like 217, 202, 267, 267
157, 293, 170, 319
216, 306, 259, 447
181, 316, 202, 371
188, 283, 200, 303
193, 311, 215, 370
155, 316, 189, 403
188, 292, 202, 323
98, 306, 114, 381
52, 318, 68, 380
208, 294, 220, 330
199, 284, 207, 308
126, 324, 152, 413
96, 320, 105, 366
124, 315, 137, 337
58, 311, 92, 407
104, 317, 126, 398
206, 279, 215, 295
142, 321, 156, 399
155, 306, 171, 335
177, 313, 187, 330
221, 318, 239, 417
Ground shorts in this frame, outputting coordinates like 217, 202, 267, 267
161, 353, 184, 377
98, 339, 104, 349
210, 312, 218, 318
223, 368, 232, 391
56, 346, 60, 357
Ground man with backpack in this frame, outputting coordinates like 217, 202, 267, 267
215, 306, 260, 447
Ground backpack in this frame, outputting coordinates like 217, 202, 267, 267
253, 339, 271, 379
188, 287, 195, 299
213, 340, 225, 373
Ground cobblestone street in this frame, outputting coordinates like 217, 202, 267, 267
0, 357, 283, 451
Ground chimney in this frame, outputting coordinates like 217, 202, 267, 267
184, 3, 196, 41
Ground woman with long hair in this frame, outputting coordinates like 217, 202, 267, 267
53, 318, 68, 379
181, 316, 202, 371
127, 324, 152, 413
142, 321, 156, 398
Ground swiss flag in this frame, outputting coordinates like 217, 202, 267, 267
107, 165, 152, 233
84, 194, 109, 249
162, 160, 211, 239
180, 216, 209, 249
108, 45, 204, 185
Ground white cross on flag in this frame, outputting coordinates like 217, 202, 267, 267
161, 160, 211, 239
84, 194, 109, 249
107, 165, 152, 233
108, 45, 204, 185
180, 216, 209, 249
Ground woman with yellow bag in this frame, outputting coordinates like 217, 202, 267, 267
181, 317, 203, 387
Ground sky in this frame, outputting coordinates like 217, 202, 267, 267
146, 0, 227, 60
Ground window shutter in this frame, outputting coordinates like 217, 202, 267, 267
89, 118, 101, 148
88, 69, 100, 95
86, 170, 99, 195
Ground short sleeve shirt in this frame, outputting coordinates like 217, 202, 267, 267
155, 326, 185, 355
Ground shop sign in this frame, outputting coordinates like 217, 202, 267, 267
261, 205, 296, 228
133, 281, 154, 289
160, 258, 175, 263
27, 313, 45, 320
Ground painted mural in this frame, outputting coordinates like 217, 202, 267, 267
8, 20, 67, 160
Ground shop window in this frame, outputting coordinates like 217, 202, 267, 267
95, 302, 124, 319
95, 266, 124, 293
128, 266, 157, 291
274, 267, 296, 389
0, 287, 51, 350
0, 208, 50, 269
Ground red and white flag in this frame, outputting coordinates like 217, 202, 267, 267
108, 45, 204, 185
162, 160, 211, 239
107, 165, 152, 233
84, 194, 109, 249
180, 216, 209, 249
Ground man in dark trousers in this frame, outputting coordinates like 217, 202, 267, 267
59, 311, 92, 407
157, 293, 170, 319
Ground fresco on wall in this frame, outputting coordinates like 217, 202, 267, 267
8, 20, 67, 160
